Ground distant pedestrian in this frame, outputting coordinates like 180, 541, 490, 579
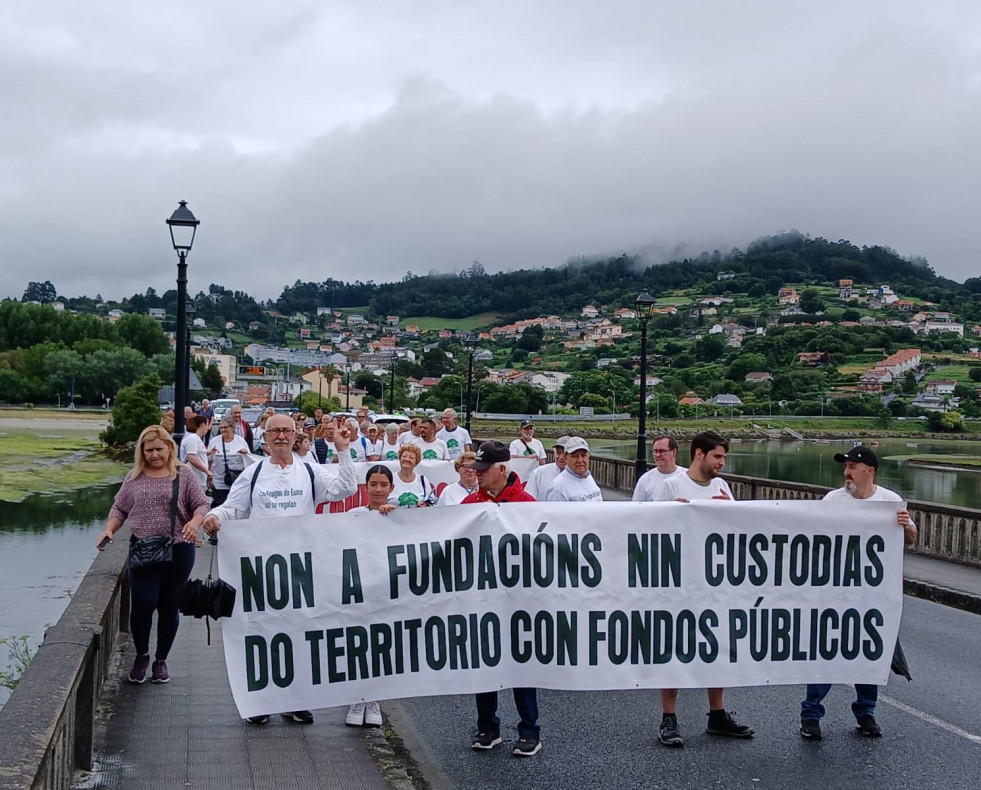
207, 418, 250, 506
411, 417, 449, 460
178, 415, 212, 493
96, 425, 208, 685
799, 446, 917, 741
380, 423, 401, 460
632, 436, 688, 500
509, 420, 546, 465
229, 405, 255, 452
649, 432, 754, 747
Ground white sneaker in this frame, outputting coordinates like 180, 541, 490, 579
365, 701, 383, 727
345, 703, 366, 726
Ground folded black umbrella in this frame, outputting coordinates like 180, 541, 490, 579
176, 538, 236, 644
890, 638, 912, 681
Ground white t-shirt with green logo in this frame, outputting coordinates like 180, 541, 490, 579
436, 426, 472, 460
410, 436, 449, 461
389, 473, 436, 508
381, 439, 401, 461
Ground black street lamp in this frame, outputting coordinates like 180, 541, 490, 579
464, 334, 477, 434
634, 291, 656, 480
166, 200, 199, 442
345, 362, 352, 411
389, 353, 398, 412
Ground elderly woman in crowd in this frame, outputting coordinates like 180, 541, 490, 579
207, 417, 251, 506
436, 451, 478, 506
380, 423, 401, 461
95, 425, 209, 684
179, 415, 212, 492
391, 444, 437, 508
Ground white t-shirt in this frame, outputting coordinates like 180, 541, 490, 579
411, 436, 449, 461
365, 439, 384, 459
525, 463, 562, 501
348, 436, 369, 462
436, 481, 479, 507
179, 432, 209, 489
632, 465, 689, 501
509, 437, 546, 461
211, 435, 250, 491
390, 473, 436, 508
545, 469, 604, 502
436, 426, 472, 460
823, 486, 903, 503
207, 454, 357, 521
293, 451, 319, 467
398, 431, 420, 447
654, 473, 735, 502
380, 439, 401, 462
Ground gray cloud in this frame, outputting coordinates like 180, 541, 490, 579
1, 0, 979, 302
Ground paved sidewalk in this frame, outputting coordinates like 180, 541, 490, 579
77, 552, 398, 790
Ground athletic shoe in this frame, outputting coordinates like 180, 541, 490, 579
705, 710, 755, 738
800, 718, 822, 740
471, 730, 502, 750
346, 703, 366, 726
512, 737, 542, 757
365, 701, 383, 727
658, 714, 684, 747
856, 714, 882, 738
245, 715, 269, 725
128, 654, 150, 684
150, 660, 169, 684
281, 710, 314, 724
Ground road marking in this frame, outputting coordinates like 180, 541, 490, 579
880, 694, 981, 745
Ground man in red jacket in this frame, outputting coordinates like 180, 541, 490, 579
460, 441, 540, 756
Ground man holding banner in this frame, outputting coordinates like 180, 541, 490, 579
201, 414, 358, 726
461, 440, 543, 757
799, 445, 917, 741
651, 432, 755, 747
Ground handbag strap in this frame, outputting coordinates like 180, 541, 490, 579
222, 437, 229, 467
170, 475, 179, 540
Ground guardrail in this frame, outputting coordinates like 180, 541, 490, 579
0, 533, 130, 790
574, 452, 981, 569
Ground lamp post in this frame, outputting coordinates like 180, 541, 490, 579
184, 300, 195, 406
166, 201, 199, 442
634, 291, 656, 479
389, 353, 397, 413
345, 362, 352, 411
464, 334, 477, 434
609, 387, 617, 419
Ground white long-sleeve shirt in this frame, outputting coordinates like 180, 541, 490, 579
525, 463, 562, 501
207, 453, 357, 522
544, 468, 603, 502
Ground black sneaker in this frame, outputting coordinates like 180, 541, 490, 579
856, 714, 882, 738
800, 718, 823, 740
705, 710, 755, 738
659, 714, 684, 747
512, 737, 542, 757
245, 715, 269, 725
281, 710, 314, 724
128, 654, 151, 684
471, 730, 502, 750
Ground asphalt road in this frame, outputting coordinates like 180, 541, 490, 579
386, 596, 981, 790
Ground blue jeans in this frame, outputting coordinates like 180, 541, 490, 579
801, 684, 877, 721
475, 688, 540, 739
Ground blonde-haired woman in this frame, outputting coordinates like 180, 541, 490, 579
436, 451, 478, 506
95, 425, 209, 685
391, 444, 436, 508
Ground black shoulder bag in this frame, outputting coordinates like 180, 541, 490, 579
128, 475, 179, 571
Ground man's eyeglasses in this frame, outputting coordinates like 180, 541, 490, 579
653, 449, 674, 455
267, 427, 295, 436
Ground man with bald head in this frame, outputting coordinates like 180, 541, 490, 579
203, 413, 357, 726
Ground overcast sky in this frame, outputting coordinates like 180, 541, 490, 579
1, 1, 979, 302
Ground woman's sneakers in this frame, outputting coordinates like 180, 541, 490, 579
151, 660, 169, 683
128, 654, 151, 684
346, 702, 383, 727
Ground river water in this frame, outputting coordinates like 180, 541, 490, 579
0, 437, 978, 709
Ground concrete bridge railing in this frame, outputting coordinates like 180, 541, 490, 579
581, 452, 981, 569
0, 534, 130, 790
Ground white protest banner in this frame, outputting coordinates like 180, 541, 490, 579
217, 500, 904, 718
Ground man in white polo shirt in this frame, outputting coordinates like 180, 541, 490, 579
202, 413, 357, 726
800, 445, 917, 742
632, 436, 687, 500
544, 437, 603, 502
650, 432, 752, 747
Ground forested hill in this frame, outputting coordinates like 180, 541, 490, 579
274, 232, 978, 320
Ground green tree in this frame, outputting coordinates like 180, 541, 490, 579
294, 391, 341, 415
421, 348, 452, 377
799, 289, 825, 313
22, 281, 57, 303
115, 313, 169, 356
969, 366, 981, 383
100, 373, 162, 446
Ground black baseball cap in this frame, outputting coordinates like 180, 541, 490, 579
470, 440, 510, 469
833, 446, 879, 469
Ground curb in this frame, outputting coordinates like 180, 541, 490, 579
903, 578, 981, 616
364, 713, 425, 790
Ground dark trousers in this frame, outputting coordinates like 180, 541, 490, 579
128, 542, 195, 660
801, 683, 878, 720
475, 688, 540, 739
